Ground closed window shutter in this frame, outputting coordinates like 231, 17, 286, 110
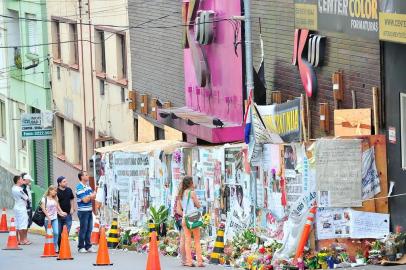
26, 14, 37, 54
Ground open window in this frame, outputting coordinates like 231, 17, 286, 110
95, 29, 106, 73
51, 20, 61, 60
69, 23, 78, 66
116, 33, 126, 79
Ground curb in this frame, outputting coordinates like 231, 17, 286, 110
28, 227, 46, 236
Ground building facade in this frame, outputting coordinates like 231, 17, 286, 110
47, 0, 134, 184
0, 0, 52, 206
250, 0, 406, 229
129, 0, 245, 144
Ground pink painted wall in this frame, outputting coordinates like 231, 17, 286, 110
184, 0, 243, 124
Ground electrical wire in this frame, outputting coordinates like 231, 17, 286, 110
0, 16, 233, 49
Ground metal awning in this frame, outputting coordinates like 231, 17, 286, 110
94, 140, 193, 154
157, 107, 244, 143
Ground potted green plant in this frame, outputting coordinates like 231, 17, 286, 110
149, 205, 169, 237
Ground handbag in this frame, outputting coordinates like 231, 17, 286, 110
32, 197, 47, 227
184, 191, 203, 229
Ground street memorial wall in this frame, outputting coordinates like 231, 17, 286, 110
96, 100, 389, 259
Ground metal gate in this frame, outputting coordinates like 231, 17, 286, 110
33, 139, 53, 189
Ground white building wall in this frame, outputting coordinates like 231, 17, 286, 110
48, 0, 134, 174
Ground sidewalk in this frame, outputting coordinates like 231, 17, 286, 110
4, 209, 80, 236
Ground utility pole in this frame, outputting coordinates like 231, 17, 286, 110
79, 0, 88, 171
243, 0, 255, 226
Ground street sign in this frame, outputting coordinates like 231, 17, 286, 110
21, 112, 53, 140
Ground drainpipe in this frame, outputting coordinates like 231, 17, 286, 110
87, 0, 97, 169
243, 0, 256, 226
79, 0, 88, 171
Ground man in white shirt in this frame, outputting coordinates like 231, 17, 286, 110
12, 175, 30, 245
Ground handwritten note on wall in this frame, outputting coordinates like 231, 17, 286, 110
316, 208, 389, 240
315, 139, 362, 207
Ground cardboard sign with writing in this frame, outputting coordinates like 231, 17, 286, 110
334, 109, 371, 136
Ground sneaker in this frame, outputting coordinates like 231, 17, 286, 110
87, 246, 97, 253
78, 248, 87, 253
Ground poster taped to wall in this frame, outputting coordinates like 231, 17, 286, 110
316, 208, 389, 240
225, 147, 243, 185
200, 148, 215, 202
362, 147, 381, 199
315, 139, 362, 207
113, 152, 150, 204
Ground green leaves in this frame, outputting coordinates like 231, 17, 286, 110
149, 205, 169, 225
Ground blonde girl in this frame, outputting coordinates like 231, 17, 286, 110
41, 185, 66, 251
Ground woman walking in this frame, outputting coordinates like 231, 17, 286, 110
41, 185, 66, 252
178, 176, 204, 267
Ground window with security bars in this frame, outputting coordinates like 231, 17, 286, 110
401, 93, 406, 169
26, 13, 38, 55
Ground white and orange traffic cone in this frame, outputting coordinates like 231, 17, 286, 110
91, 220, 100, 245
0, 208, 8, 233
295, 206, 317, 260
2, 217, 22, 250
41, 221, 57, 257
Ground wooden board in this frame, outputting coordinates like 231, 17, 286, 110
316, 135, 388, 255
137, 116, 155, 143
164, 125, 183, 141
334, 109, 372, 136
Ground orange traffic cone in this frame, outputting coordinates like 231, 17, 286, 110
295, 206, 317, 260
146, 231, 161, 270
57, 225, 73, 260
2, 217, 22, 250
93, 227, 113, 266
0, 208, 8, 233
41, 221, 57, 257
91, 220, 100, 245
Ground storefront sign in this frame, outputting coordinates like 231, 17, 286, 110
294, 0, 379, 40
255, 99, 302, 143
295, 2, 318, 30
379, 2, 406, 43
21, 112, 53, 140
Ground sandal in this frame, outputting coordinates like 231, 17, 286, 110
197, 264, 205, 267
185, 264, 196, 267
20, 241, 32, 245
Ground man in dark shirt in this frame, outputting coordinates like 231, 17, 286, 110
56, 176, 75, 247
21, 173, 33, 229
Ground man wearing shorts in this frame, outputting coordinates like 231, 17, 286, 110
12, 175, 30, 245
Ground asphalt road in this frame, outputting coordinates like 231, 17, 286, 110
0, 233, 221, 269
0, 233, 405, 269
